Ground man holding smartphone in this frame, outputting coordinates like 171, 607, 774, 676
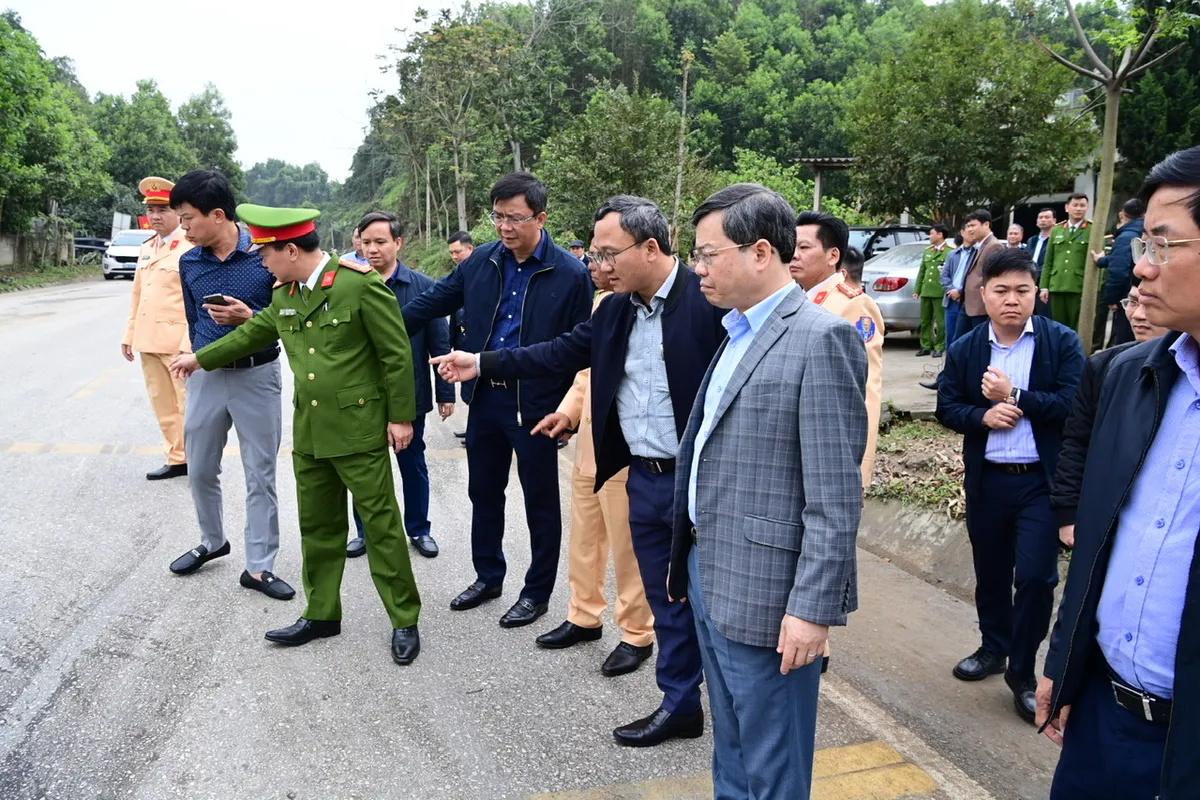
168, 170, 294, 602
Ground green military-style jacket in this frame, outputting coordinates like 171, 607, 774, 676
1039, 220, 1092, 294
914, 243, 952, 298
196, 254, 417, 459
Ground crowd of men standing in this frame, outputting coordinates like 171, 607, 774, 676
113, 143, 1200, 799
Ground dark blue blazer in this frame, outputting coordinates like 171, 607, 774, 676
401, 233, 592, 420
383, 262, 454, 415
935, 314, 1084, 496
480, 262, 727, 489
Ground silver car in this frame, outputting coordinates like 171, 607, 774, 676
861, 240, 930, 334
102, 229, 155, 280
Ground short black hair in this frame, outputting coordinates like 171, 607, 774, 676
983, 247, 1038, 283
794, 210, 849, 266
265, 229, 321, 253
358, 211, 403, 239
490, 172, 548, 215
1139, 147, 1200, 231
1067, 192, 1090, 204
953, 233, 964, 246
965, 209, 992, 226
1122, 198, 1147, 219
931, 223, 952, 238
170, 169, 237, 220
1037, 207, 1057, 218
842, 246, 865, 283
595, 195, 674, 256
447, 231, 473, 246
691, 184, 796, 262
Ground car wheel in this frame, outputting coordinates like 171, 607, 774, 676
103, 273, 116, 280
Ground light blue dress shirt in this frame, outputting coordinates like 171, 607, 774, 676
1097, 334, 1200, 698
616, 266, 678, 459
688, 281, 799, 521
984, 319, 1040, 464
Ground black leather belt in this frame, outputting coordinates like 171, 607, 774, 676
985, 461, 1041, 475
1109, 671, 1172, 724
221, 350, 279, 370
636, 456, 675, 475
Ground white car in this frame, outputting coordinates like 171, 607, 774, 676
102, 229, 155, 280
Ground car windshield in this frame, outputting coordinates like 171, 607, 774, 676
848, 231, 871, 250
864, 242, 928, 268
113, 231, 154, 246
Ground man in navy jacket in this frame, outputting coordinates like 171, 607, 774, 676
433, 196, 727, 748
936, 248, 1083, 725
401, 173, 592, 627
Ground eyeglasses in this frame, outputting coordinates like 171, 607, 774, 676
487, 211, 539, 227
691, 242, 754, 266
1119, 297, 1139, 310
586, 241, 643, 266
1131, 234, 1200, 266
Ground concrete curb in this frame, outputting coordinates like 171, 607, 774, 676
858, 498, 975, 603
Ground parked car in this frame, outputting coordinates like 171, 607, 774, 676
848, 225, 929, 261
861, 240, 931, 334
102, 229, 154, 280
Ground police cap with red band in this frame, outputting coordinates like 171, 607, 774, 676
236, 203, 321, 251
138, 176, 175, 205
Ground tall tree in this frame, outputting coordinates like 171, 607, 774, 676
178, 83, 244, 192
848, 0, 1095, 224
92, 80, 197, 191
1032, 0, 1197, 352
245, 159, 334, 208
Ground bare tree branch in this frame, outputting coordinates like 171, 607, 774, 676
1065, 0, 1113, 78
1115, 44, 1134, 78
1031, 35, 1107, 82
1129, 41, 1187, 78
1127, 17, 1162, 74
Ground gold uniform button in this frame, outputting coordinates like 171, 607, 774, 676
307, 373, 315, 381
311, 399, 318, 407
306, 321, 313, 328
358, 398, 365, 405
308, 348, 315, 355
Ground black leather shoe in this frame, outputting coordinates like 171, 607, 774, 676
1005, 671, 1037, 724
410, 535, 439, 558
932, 350, 944, 358
264, 618, 341, 646
601, 641, 653, 676
454, 430, 467, 439
919, 379, 940, 391
450, 581, 502, 611
169, 541, 231, 575
536, 621, 603, 649
953, 647, 1006, 681
915, 349, 931, 357
239, 570, 296, 600
499, 598, 548, 628
147, 463, 187, 480
613, 707, 704, 747
392, 626, 420, 665
346, 537, 367, 559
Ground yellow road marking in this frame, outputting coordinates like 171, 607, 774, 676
71, 369, 118, 400
6, 442, 46, 453
529, 740, 938, 800
49, 443, 103, 455
130, 446, 161, 456
2, 443, 468, 460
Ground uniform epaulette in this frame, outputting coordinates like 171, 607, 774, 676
338, 257, 373, 274
837, 283, 863, 299
272, 280, 286, 289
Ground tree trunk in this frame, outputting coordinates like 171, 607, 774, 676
671, 52, 694, 251
1077, 87, 1120, 356
452, 143, 468, 233
511, 139, 522, 173
425, 154, 432, 246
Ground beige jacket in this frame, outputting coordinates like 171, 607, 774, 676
812, 277, 885, 487
555, 291, 627, 483
122, 227, 194, 355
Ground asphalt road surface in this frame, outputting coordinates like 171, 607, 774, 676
0, 278, 1062, 799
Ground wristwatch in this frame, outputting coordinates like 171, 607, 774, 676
1008, 387, 1020, 405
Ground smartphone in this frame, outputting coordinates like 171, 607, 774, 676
203, 294, 230, 306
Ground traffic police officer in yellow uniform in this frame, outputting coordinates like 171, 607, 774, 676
1038, 193, 1093, 331
121, 176, 194, 480
171, 204, 424, 665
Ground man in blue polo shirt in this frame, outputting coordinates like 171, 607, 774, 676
403, 172, 592, 628
167, 169, 293, 602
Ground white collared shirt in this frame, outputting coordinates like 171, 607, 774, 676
805, 271, 843, 301
304, 252, 332, 291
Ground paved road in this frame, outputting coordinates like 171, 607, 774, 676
0, 279, 1061, 799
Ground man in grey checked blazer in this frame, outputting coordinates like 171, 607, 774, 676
668, 184, 868, 799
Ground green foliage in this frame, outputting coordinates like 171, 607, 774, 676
721, 148, 875, 224
848, 0, 1097, 223
178, 84, 243, 193
245, 159, 334, 208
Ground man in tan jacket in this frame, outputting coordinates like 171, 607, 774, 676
121, 176, 194, 480
529, 259, 655, 676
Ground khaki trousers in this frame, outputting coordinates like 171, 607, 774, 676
140, 352, 186, 465
567, 466, 654, 646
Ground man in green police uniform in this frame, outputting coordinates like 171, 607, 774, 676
912, 223, 953, 356
1038, 193, 1093, 331
170, 204, 423, 665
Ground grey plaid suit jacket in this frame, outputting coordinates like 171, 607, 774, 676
668, 285, 868, 648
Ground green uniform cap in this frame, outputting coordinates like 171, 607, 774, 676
237, 204, 321, 249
